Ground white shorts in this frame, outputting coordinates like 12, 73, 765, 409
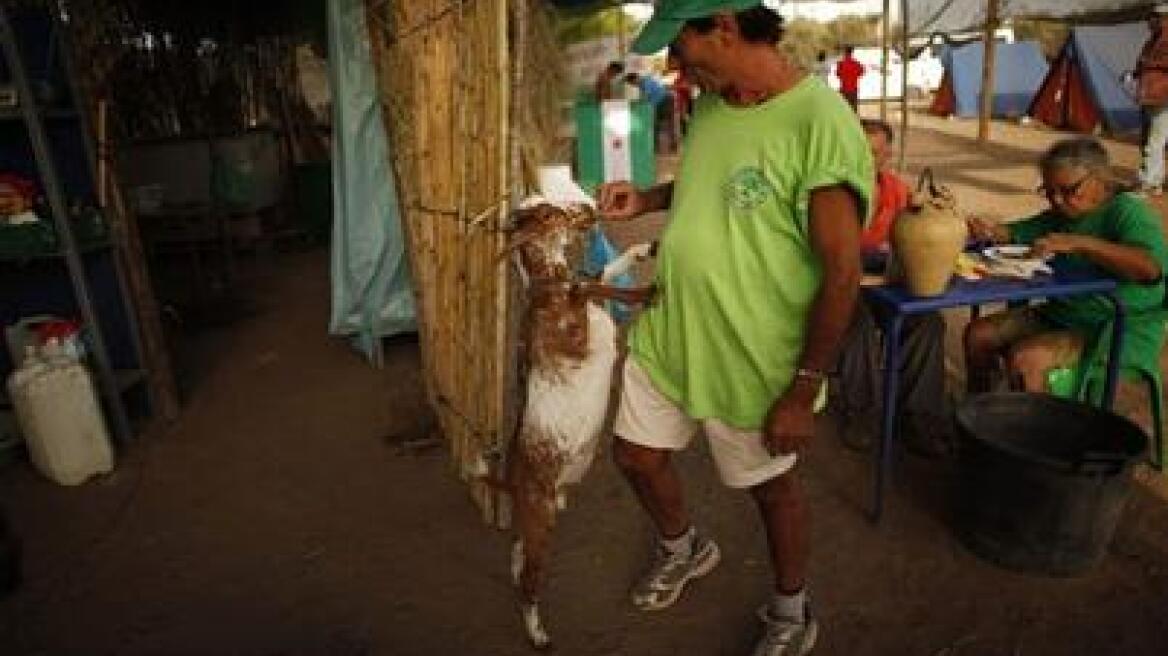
612, 357, 798, 488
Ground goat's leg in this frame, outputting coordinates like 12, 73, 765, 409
512, 472, 557, 649
600, 241, 656, 283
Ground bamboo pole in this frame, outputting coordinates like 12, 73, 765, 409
494, 0, 522, 528
978, 0, 1001, 143
880, 0, 890, 120
617, 5, 626, 57
460, 0, 480, 515
434, 0, 458, 472
457, 0, 473, 507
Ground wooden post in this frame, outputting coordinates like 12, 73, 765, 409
898, 0, 909, 171
617, 6, 626, 56
977, 0, 1001, 142
880, 0, 890, 120
97, 99, 107, 208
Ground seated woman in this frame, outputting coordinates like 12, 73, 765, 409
965, 137, 1168, 393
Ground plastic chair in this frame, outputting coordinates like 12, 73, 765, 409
1047, 337, 1165, 472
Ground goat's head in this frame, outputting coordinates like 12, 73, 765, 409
505, 202, 597, 281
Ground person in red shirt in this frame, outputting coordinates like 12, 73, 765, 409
833, 119, 950, 457
667, 47, 695, 137
860, 122, 910, 252
834, 45, 865, 111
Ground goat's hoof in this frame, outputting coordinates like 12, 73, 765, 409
510, 541, 524, 587
521, 602, 552, 650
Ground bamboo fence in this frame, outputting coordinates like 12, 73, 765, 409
365, 0, 562, 525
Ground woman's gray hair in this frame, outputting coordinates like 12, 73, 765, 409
1038, 137, 1112, 180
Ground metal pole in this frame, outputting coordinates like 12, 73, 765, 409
880, 0, 890, 120
0, 6, 132, 442
898, 0, 910, 171
978, 0, 1001, 142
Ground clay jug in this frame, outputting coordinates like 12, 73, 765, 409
891, 169, 967, 297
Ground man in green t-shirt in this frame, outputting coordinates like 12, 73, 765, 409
967, 137, 1167, 393
597, 3, 872, 654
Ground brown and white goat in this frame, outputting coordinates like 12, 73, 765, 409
500, 201, 654, 649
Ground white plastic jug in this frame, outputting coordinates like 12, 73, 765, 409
7, 342, 114, 485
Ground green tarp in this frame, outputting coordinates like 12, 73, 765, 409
327, 0, 416, 364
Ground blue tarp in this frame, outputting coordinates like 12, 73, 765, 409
327, 0, 416, 365
942, 40, 1049, 118
1068, 23, 1147, 135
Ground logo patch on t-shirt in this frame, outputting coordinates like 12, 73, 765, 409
725, 167, 774, 212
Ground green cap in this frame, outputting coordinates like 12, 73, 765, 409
631, 0, 763, 55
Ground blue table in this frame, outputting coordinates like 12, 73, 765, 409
861, 272, 1125, 522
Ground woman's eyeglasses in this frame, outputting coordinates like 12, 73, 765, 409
1036, 173, 1092, 200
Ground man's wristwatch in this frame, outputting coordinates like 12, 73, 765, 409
794, 367, 827, 383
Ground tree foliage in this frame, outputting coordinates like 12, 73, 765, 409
555, 6, 642, 45
1012, 19, 1069, 60
781, 16, 883, 70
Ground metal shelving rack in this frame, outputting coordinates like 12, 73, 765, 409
0, 6, 137, 441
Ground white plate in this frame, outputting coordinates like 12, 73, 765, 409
982, 245, 1050, 263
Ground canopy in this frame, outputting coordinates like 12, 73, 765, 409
781, 1, 1152, 34
905, 1, 1151, 34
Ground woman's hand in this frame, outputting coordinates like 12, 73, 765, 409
1032, 234, 1161, 282
1032, 233, 1089, 258
967, 216, 1009, 244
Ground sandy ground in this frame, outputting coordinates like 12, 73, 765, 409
2, 108, 1167, 655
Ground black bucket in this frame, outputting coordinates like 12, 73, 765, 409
0, 506, 19, 596
955, 393, 1146, 576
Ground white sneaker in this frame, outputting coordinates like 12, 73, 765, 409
630, 532, 721, 611
751, 603, 819, 656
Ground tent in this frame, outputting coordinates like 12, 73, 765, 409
929, 40, 1049, 118
1029, 22, 1147, 136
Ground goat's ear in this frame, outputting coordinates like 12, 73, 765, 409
508, 206, 540, 234
508, 202, 561, 240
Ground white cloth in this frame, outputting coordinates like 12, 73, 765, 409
1140, 104, 1168, 187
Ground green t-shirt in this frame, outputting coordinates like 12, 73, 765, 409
629, 77, 874, 429
1007, 192, 1168, 367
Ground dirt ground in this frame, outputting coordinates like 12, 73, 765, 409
2, 108, 1167, 656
